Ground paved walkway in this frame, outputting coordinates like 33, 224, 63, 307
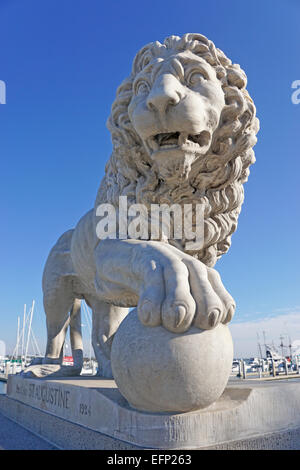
0, 412, 57, 450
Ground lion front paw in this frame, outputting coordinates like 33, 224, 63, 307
137, 244, 235, 333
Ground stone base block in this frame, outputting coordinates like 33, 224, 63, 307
2, 375, 300, 450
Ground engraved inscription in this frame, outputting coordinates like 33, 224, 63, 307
16, 381, 70, 410
16, 381, 28, 397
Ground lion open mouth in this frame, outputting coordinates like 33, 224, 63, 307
146, 131, 211, 154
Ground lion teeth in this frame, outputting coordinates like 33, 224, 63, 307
156, 132, 180, 147
179, 132, 188, 145
147, 130, 210, 154
160, 144, 177, 149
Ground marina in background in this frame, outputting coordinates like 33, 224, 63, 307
1, 302, 300, 383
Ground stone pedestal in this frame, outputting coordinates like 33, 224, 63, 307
1, 375, 300, 449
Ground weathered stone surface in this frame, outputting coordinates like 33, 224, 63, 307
25, 33, 259, 413
111, 309, 233, 412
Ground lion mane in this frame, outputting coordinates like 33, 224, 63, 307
94, 33, 259, 267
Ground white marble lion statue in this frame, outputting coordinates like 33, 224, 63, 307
24, 33, 259, 378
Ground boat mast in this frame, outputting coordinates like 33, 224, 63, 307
16, 316, 20, 359
288, 335, 292, 358
16, 317, 20, 359
21, 304, 26, 364
31, 329, 42, 357
263, 331, 267, 357
10, 316, 21, 360
279, 334, 285, 359
24, 300, 35, 364
256, 332, 263, 359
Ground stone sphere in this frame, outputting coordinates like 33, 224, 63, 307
111, 309, 233, 413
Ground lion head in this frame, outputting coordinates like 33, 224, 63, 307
94, 33, 259, 267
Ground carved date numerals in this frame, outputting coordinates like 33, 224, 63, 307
79, 403, 91, 416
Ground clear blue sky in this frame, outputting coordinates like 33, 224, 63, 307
0, 0, 299, 355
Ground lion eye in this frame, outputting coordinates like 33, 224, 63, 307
135, 80, 150, 96
187, 70, 207, 87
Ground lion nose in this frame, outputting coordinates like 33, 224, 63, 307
147, 74, 182, 115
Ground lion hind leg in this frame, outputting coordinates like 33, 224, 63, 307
23, 285, 84, 378
22, 293, 83, 378
22, 231, 84, 378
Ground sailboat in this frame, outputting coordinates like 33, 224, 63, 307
10, 300, 42, 373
